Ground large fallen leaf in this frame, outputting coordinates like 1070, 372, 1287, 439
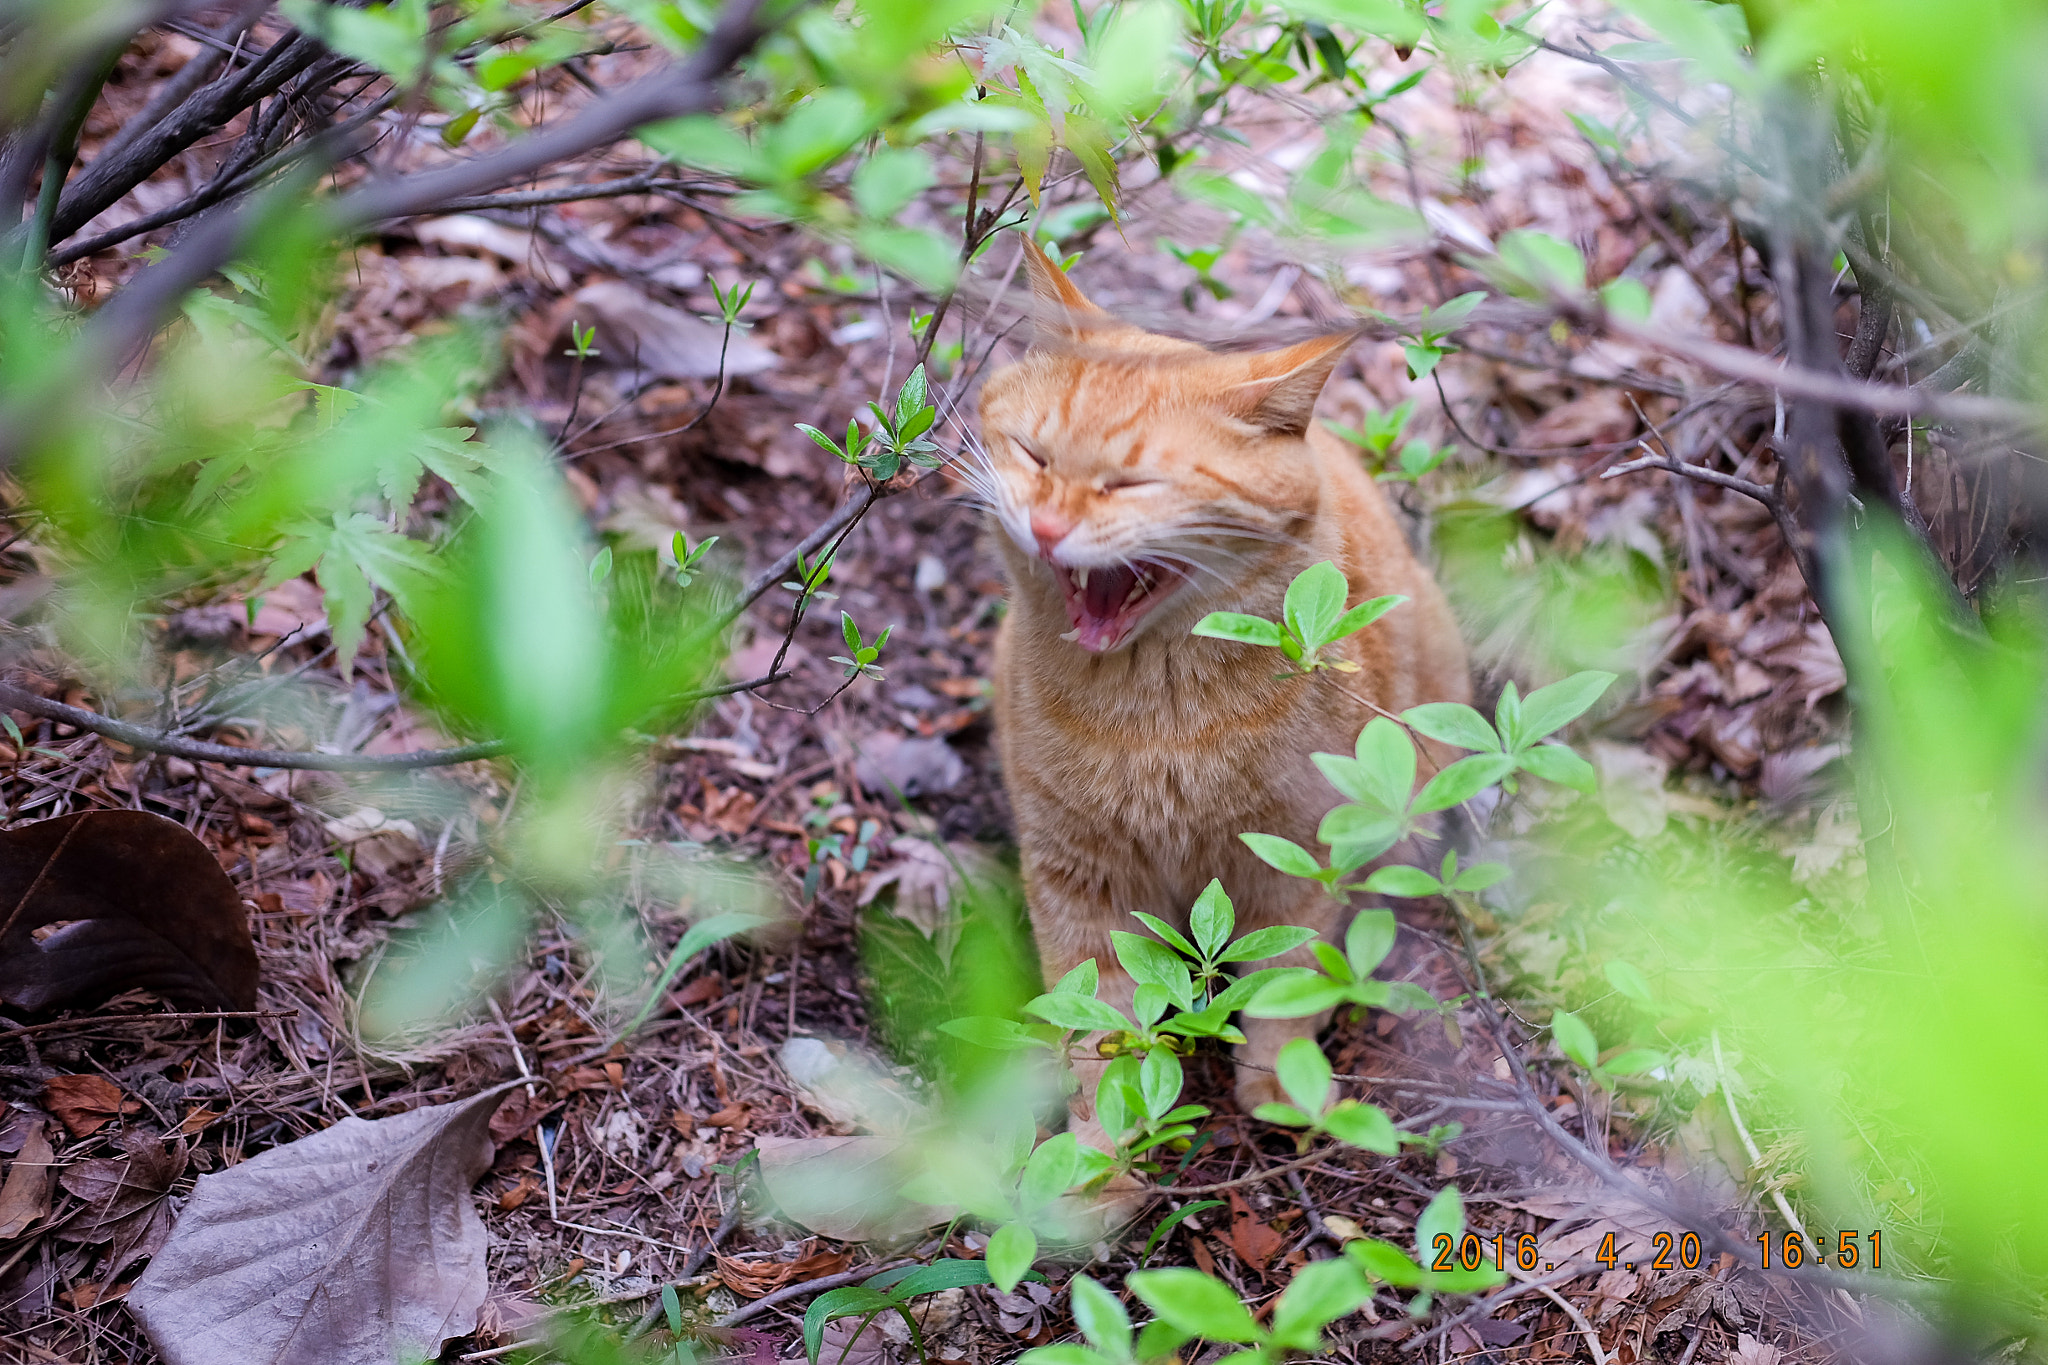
754, 1135, 947, 1243
57, 1131, 187, 1281
569, 281, 777, 380
0, 810, 258, 1013
128, 1084, 514, 1365
0, 1119, 54, 1238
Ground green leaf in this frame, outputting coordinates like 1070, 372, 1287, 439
805, 1287, 894, 1364
1192, 612, 1284, 647
1016, 1347, 1110, 1365
764, 88, 871, 178
854, 147, 937, 220
1139, 1046, 1184, 1119
637, 113, 762, 177
1069, 1275, 1132, 1355
1425, 291, 1487, 330
1253, 1101, 1314, 1127
1603, 960, 1654, 1006
1362, 865, 1442, 898
1329, 593, 1406, 641
1604, 1048, 1666, 1076
1133, 1319, 1192, 1363
1243, 973, 1352, 1018
1401, 702, 1500, 752
1020, 1132, 1082, 1207
1026, 992, 1131, 1033
1493, 229, 1587, 296
1322, 1100, 1400, 1154
1215, 924, 1319, 965
1283, 560, 1348, 646
1345, 909, 1398, 977
1598, 277, 1652, 321
1055, 960, 1099, 996
1113, 931, 1196, 1011
1516, 743, 1598, 793
1128, 1268, 1262, 1343
1318, 805, 1402, 866
986, 1221, 1037, 1294
1516, 670, 1615, 741
1550, 1009, 1599, 1070
1403, 344, 1443, 380
1347, 1237, 1424, 1287
1269, 1257, 1371, 1350
1240, 832, 1321, 879
1452, 862, 1511, 892
1411, 753, 1517, 813
1414, 1185, 1466, 1263
1189, 878, 1233, 957
1353, 716, 1418, 810
1205, 966, 1310, 1013
1139, 1203, 1224, 1265
887, 1259, 1000, 1298
1274, 1036, 1331, 1114
1131, 911, 1199, 959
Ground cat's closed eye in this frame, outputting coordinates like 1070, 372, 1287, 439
1096, 474, 1161, 492
1012, 439, 1048, 468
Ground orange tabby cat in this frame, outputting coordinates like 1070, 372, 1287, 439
978, 239, 1471, 1148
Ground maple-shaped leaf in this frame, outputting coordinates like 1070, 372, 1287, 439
262, 512, 438, 677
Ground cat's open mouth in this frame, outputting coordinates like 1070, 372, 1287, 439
1051, 559, 1184, 652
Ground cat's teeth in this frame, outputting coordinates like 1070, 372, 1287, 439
1073, 567, 1090, 589
1123, 582, 1146, 606
1059, 628, 1082, 642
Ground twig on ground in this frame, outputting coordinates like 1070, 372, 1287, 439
1401, 1263, 1587, 1354
625, 1199, 747, 1339
717, 1259, 919, 1328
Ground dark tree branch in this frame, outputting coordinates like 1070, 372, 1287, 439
0, 667, 793, 773
0, 0, 785, 474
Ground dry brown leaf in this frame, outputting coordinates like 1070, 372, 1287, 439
715, 1243, 851, 1297
1224, 1192, 1286, 1274
128, 1083, 513, 1365
487, 1090, 561, 1145
0, 1120, 55, 1238
1508, 1183, 1671, 1272
1728, 1332, 1784, 1365
42, 1074, 136, 1138
0, 810, 259, 1014
56, 1131, 186, 1281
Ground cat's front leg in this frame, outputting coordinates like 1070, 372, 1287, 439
1231, 888, 1339, 1114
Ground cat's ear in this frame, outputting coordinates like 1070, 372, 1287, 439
1019, 234, 1104, 341
1223, 331, 1358, 436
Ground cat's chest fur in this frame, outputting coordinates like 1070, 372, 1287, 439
992, 611, 1348, 888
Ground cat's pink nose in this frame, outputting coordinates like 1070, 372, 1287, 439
1030, 510, 1072, 558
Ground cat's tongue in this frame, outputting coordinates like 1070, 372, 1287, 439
1054, 562, 1173, 652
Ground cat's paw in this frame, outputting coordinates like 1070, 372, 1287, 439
1234, 1059, 1289, 1114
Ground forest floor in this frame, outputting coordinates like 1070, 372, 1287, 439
0, 6, 1881, 1364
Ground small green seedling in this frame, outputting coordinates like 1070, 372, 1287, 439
796, 365, 944, 483
588, 545, 613, 585
782, 548, 837, 602
1368, 290, 1484, 380
670, 531, 718, 587
1549, 1008, 1665, 1090
831, 612, 893, 680
1253, 1036, 1402, 1153
562, 319, 600, 358
707, 276, 755, 327
1324, 400, 1451, 482
1193, 560, 1406, 676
